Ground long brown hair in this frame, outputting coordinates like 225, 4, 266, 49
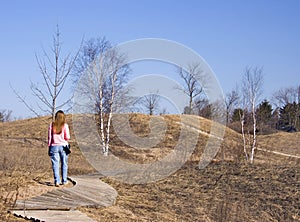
52, 110, 66, 134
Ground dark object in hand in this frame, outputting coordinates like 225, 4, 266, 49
63, 144, 71, 155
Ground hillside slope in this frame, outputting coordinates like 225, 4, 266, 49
0, 114, 299, 221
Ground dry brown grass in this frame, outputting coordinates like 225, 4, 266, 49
258, 131, 300, 156
0, 113, 299, 221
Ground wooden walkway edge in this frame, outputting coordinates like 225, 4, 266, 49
12, 210, 96, 222
11, 174, 118, 222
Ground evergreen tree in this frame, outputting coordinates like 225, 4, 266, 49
231, 108, 244, 122
279, 102, 299, 131
256, 100, 272, 133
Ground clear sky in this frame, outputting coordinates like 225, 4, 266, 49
1, 0, 299, 119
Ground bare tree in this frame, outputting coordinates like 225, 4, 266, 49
13, 26, 80, 121
176, 63, 208, 114
242, 66, 264, 163
35, 26, 81, 120
272, 85, 300, 108
75, 40, 130, 156
141, 91, 160, 115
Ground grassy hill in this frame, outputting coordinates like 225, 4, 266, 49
0, 114, 299, 221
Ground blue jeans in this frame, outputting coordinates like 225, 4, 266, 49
49, 145, 68, 184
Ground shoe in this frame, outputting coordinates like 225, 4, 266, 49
55, 183, 60, 187
62, 181, 68, 185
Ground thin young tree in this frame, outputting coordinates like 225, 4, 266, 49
14, 26, 80, 121
242, 66, 264, 163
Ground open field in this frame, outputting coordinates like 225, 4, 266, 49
0, 114, 299, 221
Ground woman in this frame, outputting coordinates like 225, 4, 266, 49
48, 110, 70, 187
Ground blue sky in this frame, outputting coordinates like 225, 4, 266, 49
1, 0, 299, 119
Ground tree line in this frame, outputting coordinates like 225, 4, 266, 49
183, 68, 300, 135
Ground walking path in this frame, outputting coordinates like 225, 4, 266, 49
180, 121, 300, 159
256, 147, 300, 159
11, 174, 118, 222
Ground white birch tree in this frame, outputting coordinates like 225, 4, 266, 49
242, 67, 264, 163
75, 39, 130, 156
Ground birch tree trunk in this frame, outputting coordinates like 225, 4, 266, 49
250, 102, 257, 163
239, 110, 248, 161
95, 58, 106, 155
103, 70, 117, 156
99, 88, 106, 154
